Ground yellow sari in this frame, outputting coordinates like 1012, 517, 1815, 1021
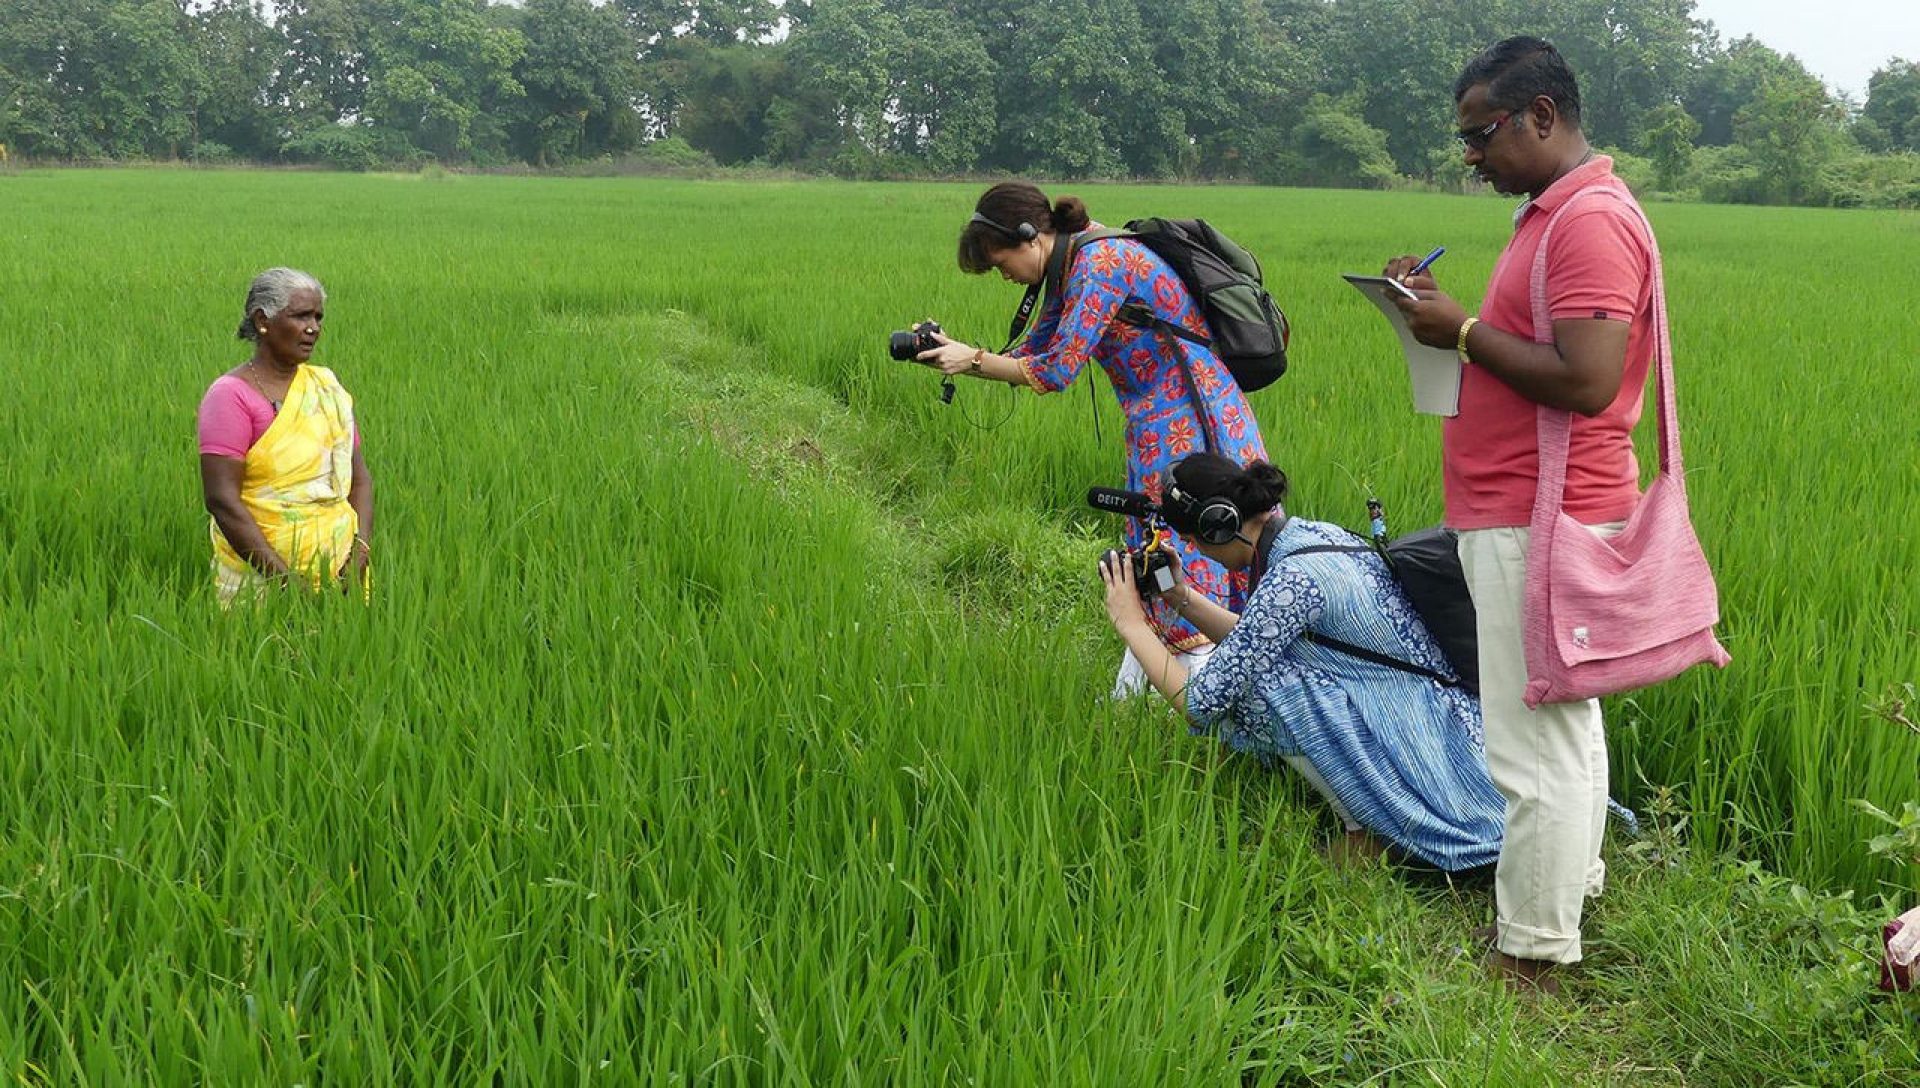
211, 364, 362, 606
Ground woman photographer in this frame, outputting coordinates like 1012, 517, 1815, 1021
1098, 453, 1503, 873
918, 182, 1267, 690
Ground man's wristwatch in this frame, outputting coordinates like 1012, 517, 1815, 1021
1456, 316, 1480, 363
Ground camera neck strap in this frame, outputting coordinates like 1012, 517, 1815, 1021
999, 231, 1077, 354
1246, 515, 1289, 589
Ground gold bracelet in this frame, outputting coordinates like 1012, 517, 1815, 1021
1456, 316, 1479, 362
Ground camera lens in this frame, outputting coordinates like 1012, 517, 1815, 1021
888, 330, 921, 361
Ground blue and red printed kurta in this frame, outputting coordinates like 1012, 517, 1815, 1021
1013, 230, 1269, 650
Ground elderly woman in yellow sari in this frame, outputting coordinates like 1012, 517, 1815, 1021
196, 268, 373, 605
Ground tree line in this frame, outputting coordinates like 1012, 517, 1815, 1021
2, 0, 1916, 207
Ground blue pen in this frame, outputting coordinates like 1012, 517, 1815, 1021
1404, 246, 1446, 280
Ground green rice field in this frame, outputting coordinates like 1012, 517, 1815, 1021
0, 169, 1915, 1082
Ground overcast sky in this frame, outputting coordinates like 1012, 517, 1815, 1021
1688, 0, 1918, 101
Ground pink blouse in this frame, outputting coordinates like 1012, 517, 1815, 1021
197, 373, 359, 458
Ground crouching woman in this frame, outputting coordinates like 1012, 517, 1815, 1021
1099, 453, 1502, 872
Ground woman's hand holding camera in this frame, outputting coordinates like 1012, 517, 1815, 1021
915, 331, 987, 376
1099, 550, 1150, 634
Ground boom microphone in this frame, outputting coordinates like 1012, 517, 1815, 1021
1086, 487, 1161, 521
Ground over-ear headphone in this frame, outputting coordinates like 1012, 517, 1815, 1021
969, 211, 1038, 243
1166, 483, 1242, 546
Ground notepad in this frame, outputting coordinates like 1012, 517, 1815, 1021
1342, 274, 1462, 417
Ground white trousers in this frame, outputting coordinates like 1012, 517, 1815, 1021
1459, 524, 1619, 964
1111, 643, 1213, 700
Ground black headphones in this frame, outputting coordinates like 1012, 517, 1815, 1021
1165, 482, 1242, 546
969, 211, 1038, 243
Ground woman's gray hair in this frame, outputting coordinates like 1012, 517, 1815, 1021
236, 267, 326, 341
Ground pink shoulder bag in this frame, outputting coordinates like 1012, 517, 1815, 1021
1521, 183, 1731, 708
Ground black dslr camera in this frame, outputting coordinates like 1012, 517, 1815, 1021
888, 320, 943, 362
1087, 487, 1178, 598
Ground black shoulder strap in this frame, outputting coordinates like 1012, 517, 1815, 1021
1282, 543, 1374, 557
1298, 632, 1463, 688
999, 229, 1083, 354
1116, 302, 1211, 347
1115, 300, 1221, 454
1279, 540, 1464, 689
1248, 515, 1287, 588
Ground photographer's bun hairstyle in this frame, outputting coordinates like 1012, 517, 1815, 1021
958, 182, 1093, 274
1162, 453, 1289, 540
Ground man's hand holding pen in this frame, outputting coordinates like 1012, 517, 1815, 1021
1384, 252, 1471, 351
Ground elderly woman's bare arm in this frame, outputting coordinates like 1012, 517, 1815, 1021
340, 443, 374, 588
200, 454, 289, 577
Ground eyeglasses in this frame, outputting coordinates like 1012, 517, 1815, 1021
1456, 113, 1515, 151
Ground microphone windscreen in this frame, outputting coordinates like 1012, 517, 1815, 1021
1086, 487, 1159, 520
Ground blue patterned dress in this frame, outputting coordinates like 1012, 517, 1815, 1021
1014, 228, 1269, 651
1185, 518, 1505, 871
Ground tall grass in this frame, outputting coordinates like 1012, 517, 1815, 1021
0, 170, 1912, 1080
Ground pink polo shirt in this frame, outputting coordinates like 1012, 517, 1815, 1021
1443, 157, 1656, 530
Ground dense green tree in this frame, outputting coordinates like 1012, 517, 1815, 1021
97, 0, 203, 157
889, 5, 997, 173
990, 0, 1169, 177
1137, 0, 1286, 178
1529, 0, 1705, 151
0, 0, 1905, 205
0, 0, 204, 158
277, 0, 372, 129
191, 0, 282, 158
359, 0, 526, 159
1733, 68, 1848, 204
499, 0, 639, 165
611, 0, 774, 50
1860, 59, 1920, 152
0, 0, 99, 156
1319, 0, 1504, 176
777, 0, 900, 156
1287, 92, 1398, 187
1282, 95, 1405, 187
663, 41, 784, 163
685, 0, 779, 44
1685, 35, 1817, 146
1639, 100, 1699, 190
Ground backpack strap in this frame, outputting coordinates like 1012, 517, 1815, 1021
1298, 631, 1464, 688
1278, 542, 1465, 689
1116, 301, 1212, 347
1056, 230, 1222, 453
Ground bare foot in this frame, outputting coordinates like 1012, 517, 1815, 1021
1323, 828, 1389, 871
1486, 949, 1564, 997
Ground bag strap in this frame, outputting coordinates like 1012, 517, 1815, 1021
1299, 631, 1464, 689
1277, 542, 1464, 689
1103, 259, 1221, 454
1527, 180, 1687, 527
999, 228, 1088, 353
1117, 301, 1213, 347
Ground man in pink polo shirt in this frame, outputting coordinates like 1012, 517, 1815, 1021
1385, 37, 1659, 994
